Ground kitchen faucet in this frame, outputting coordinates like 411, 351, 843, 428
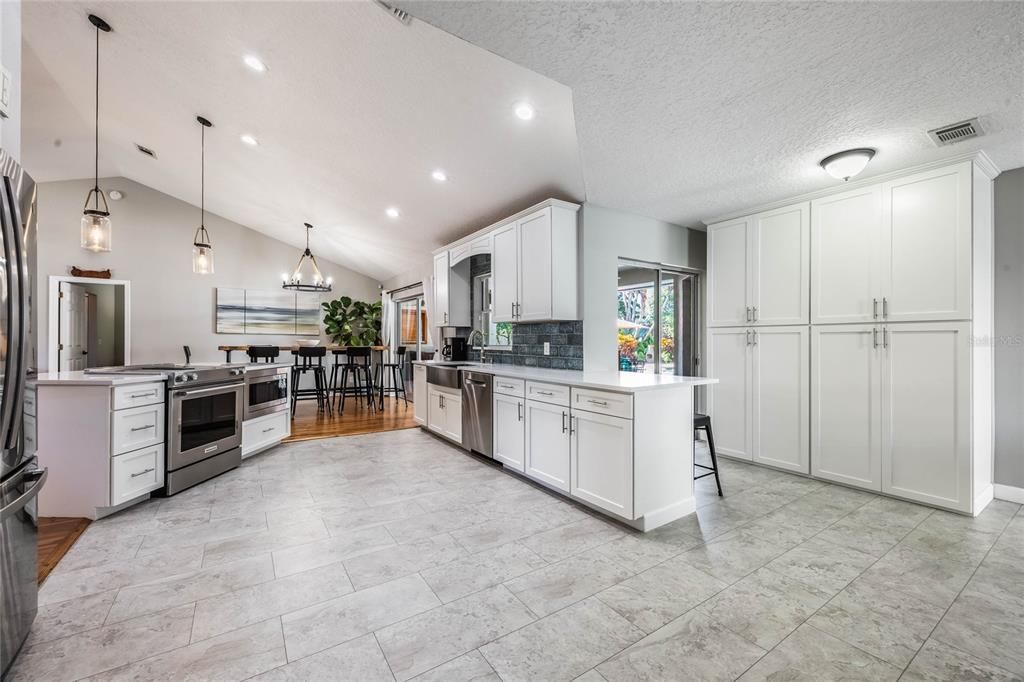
468, 329, 487, 363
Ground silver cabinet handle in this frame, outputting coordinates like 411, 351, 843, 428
745, 329, 752, 346
569, 415, 576, 435
882, 297, 888, 319
872, 328, 879, 349
745, 307, 751, 322
130, 467, 156, 478
872, 298, 878, 319
752, 306, 758, 322
587, 399, 608, 406
130, 390, 158, 399
883, 328, 889, 349
517, 401, 522, 421
262, 427, 275, 433
130, 424, 155, 432
537, 390, 554, 396
562, 411, 567, 433
752, 330, 758, 345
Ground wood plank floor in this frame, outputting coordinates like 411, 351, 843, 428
37, 517, 90, 583
284, 396, 419, 442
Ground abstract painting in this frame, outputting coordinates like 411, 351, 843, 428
215, 288, 322, 336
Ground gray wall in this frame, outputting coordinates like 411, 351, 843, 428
36, 177, 381, 369
580, 203, 706, 372
994, 166, 1024, 489
0, 0, 21, 161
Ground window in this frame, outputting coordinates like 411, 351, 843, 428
473, 273, 512, 348
617, 260, 699, 375
397, 298, 428, 346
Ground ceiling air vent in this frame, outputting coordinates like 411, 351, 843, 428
374, 1, 412, 25
928, 118, 983, 147
135, 143, 157, 159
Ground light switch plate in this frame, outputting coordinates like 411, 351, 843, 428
543, 342, 550, 355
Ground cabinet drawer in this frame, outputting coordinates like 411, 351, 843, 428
113, 382, 165, 410
111, 444, 164, 506
572, 387, 633, 419
111, 403, 165, 455
526, 381, 569, 406
23, 386, 36, 416
493, 377, 525, 398
242, 411, 290, 457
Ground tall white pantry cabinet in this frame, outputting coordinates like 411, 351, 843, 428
707, 157, 995, 515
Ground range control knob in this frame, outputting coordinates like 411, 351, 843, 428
230, 368, 243, 376
189, 373, 199, 381
174, 374, 185, 383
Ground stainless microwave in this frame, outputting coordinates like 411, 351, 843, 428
245, 366, 290, 420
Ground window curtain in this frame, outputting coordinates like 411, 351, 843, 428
380, 290, 395, 360
422, 276, 436, 352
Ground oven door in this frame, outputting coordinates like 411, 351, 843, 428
245, 371, 289, 420
169, 382, 243, 471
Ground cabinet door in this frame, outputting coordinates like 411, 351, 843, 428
881, 163, 972, 322
881, 321, 970, 512
751, 203, 809, 326
525, 399, 570, 492
433, 252, 450, 326
707, 217, 750, 327
811, 186, 884, 324
493, 393, 525, 472
413, 366, 427, 425
706, 327, 751, 460
110, 444, 164, 506
751, 326, 809, 473
492, 223, 519, 323
811, 324, 881, 490
443, 392, 463, 443
427, 387, 445, 434
571, 410, 633, 519
517, 208, 553, 321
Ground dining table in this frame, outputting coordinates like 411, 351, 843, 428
217, 344, 387, 363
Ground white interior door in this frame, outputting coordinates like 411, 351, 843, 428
881, 321, 970, 511
881, 163, 973, 322
751, 326, 809, 473
811, 324, 881, 490
751, 203, 809, 326
706, 327, 751, 460
811, 186, 884, 324
516, 208, 552, 322
491, 222, 518, 323
570, 410, 633, 518
58, 282, 88, 371
707, 218, 749, 327
525, 399, 570, 492
493, 393, 525, 472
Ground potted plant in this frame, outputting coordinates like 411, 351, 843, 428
322, 296, 382, 345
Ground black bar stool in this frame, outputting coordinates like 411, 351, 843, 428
335, 347, 375, 414
247, 345, 280, 364
328, 349, 348, 399
375, 346, 409, 409
291, 346, 330, 415
693, 413, 723, 496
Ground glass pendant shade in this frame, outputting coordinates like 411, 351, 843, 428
193, 225, 214, 274
81, 211, 112, 252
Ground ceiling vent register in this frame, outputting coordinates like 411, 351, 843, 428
928, 118, 983, 146
374, 1, 412, 25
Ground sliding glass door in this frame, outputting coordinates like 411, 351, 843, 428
617, 260, 699, 375
395, 295, 430, 398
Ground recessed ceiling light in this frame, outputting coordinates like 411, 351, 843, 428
386, 207, 400, 219
819, 148, 876, 181
431, 169, 447, 182
240, 134, 258, 147
243, 54, 267, 73
514, 102, 535, 121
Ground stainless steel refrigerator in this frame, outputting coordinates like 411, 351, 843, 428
0, 147, 46, 678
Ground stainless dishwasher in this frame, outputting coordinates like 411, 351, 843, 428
461, 371, 493, 458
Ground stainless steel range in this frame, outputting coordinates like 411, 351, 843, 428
87, 363, 246, 494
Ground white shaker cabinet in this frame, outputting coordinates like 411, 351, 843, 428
427, 385, 462, 443
706, 327, 752, 460
707, 217, 750, 327
492, 222, 519, 323
570, 409, 633, 518
433, 251, 470, 328
525, 399, 571, 492
433, 252, 450, 326
493, 392, 525, 472
413, 364, 427, 425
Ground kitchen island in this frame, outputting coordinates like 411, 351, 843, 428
413, 361, 717, 531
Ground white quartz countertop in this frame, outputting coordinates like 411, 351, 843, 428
34, 371, 167, 386
413, 361, 717, 393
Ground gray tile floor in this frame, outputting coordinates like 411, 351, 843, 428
13, 428, 1024, 681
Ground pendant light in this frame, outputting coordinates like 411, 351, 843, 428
81, 14, 113, 252
282, 223, 333, 292
192, 116, 214, 274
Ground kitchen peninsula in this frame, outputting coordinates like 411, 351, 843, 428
413, 361, 717, 531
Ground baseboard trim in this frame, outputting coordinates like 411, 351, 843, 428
634, 497, 697, 532
994, 483, 1024, 505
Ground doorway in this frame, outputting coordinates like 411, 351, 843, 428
616, 260, 699, 375
49, 276, 130, 372
394, 292, 431, 399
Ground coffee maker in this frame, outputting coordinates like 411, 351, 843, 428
441, 329, 469, 361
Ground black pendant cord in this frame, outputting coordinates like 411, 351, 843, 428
200, 123, 205, 227
93, 22, 100, 206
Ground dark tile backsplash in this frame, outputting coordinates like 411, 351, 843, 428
465, 253, 583, 370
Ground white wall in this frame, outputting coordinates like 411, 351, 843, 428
36, 177, 381, 369
0, 0, 21, 160
580, 203, 706, 372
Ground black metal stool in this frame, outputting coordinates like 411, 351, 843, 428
375, 346, 409, 409
335, 347, 375, 414
291, 346, 330, 415
247, 345, 280, 364
693, 413, 723, 496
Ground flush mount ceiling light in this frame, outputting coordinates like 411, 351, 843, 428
282, 223, 333, 292
820, 148, 876, 181
81, 14, 113, 253
243, 54, 267, 73
386, 207, 400, 218
514, 102, 535, 121
431, 169, 447, 182
240, 133, 258, 146
192, 116, 214, 275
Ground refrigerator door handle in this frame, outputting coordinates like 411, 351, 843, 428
0, 468, 46, 521
2, 176, 27, 450
0, 176, 22, 450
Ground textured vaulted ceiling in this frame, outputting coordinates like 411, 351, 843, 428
398, 0, 1024, 225
22, 1, 584, 282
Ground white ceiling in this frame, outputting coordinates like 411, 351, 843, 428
22, 1, 584, 282
397, 0, 1024, 226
